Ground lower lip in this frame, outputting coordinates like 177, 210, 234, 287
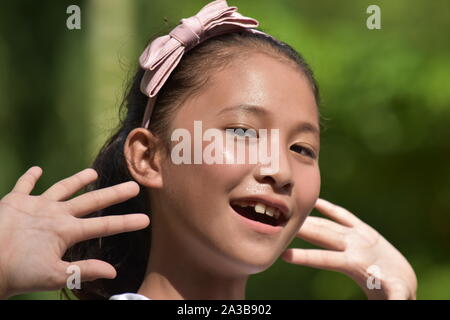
231, 205, 284, 235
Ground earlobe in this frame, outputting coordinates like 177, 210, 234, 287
124, 128, 164, 189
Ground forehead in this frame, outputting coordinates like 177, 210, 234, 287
175, 52, 319, 126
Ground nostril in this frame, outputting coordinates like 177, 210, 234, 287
261, 176, 276, 185
258, 176, 292, 195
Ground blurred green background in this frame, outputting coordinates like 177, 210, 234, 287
1, 0, 449, 300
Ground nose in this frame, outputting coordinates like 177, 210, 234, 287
254, 146, 293, 194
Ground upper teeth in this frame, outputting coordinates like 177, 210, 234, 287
234, 201, 281, 219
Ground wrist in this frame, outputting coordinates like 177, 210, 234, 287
345, 269, 387, 300
0, 263, 11, 299
363, 287, 389, 300
0, 285, 8, 300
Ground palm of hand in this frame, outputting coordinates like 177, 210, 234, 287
0, 167, 150, 298
282, 198, 417, 300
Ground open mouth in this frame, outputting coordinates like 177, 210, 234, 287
230, 200, 287, 227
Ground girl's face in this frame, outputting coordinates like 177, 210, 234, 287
153, 52, 320, 276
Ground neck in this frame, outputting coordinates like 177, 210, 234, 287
137, 224, 249, 300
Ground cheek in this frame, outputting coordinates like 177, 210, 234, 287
163, 134, 256, 200
165, 160, 252, 196
190, 137, 256, 190
293, 166, 321, 215
194, 162, 253, 192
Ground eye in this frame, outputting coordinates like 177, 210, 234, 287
225, 127, 258, 138
291, 144, 316, 159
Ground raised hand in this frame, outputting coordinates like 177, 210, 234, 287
0, 167, 150, 299
281, 198, 417, 300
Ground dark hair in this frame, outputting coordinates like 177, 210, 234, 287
62, 30, 320, 300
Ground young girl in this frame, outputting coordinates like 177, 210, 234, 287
0, 0, 417, 300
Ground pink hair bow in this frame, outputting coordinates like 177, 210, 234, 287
139, 0, 260, 128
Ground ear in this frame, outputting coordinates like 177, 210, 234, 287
124, 128, 164, 189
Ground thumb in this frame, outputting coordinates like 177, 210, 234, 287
59, 259, 117, 284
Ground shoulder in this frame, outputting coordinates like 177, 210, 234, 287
109, 293, 151, 300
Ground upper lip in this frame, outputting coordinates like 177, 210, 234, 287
230, 195, 291, 221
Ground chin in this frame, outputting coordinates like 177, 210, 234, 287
227, 245, 284, 275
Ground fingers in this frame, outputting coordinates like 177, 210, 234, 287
314, 198, 361, 227
281, 248, 348, 273
65, 181, 140, 218
42, 168, 98, 201
12, 166, 43, 194
59, 259, 117, 283
296, 216, 348, 251
74, 214, 150, 243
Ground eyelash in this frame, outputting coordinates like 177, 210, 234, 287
225, 127, 317, 159
226, 126, 258, 138
290, 145, 316, 159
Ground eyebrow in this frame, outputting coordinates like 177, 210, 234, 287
216, 104, 320, 137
